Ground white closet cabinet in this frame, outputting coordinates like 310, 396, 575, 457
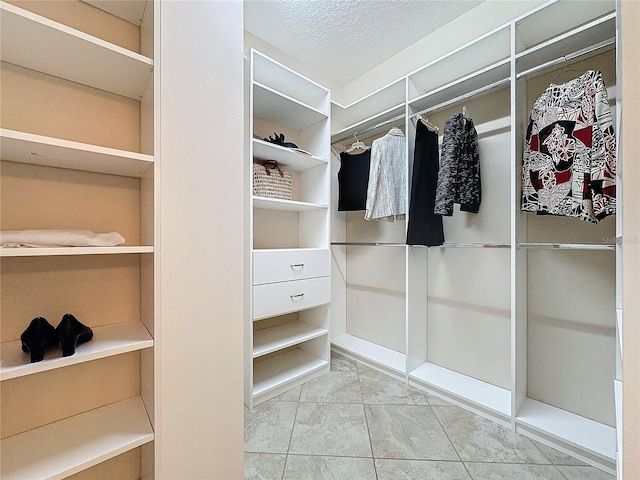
245, 50, 331, 408
0, 1, 156, 478
330, 0, 619, 474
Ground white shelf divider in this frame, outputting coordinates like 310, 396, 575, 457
0, 129, 153, 177
252, 139, 327, 171
331, 333, 406, 376
0, 1, 153, 100
1, 321, 153, 381
253, 322, 328, 358
410, 362, 511, 423
253, 349, 328, 399
253, 83, 328, 130
516, 397, 616, 464
253, 197, 328, 211
0, 246, 154, 257
0, 396, 154, 480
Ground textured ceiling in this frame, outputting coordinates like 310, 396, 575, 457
244, 0, 484, 86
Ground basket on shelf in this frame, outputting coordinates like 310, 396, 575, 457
253, 160, 293, 200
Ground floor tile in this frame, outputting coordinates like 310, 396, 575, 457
289, 402, 372, 457
331, 352, 358, 372
365, 404, 459, 460
359, 364, 429, 405
245, 401, 298, 453
531, 440, 587, 466
300, 371, 362, 403
423, 392, 454, 406
432, 406, 549, 464
464, 462, 566, 480
557, 465, 615, 479
375, 459, 472, 480
283, 455, 376, 480
269, 386, 302, 402
244, 452, 286, 480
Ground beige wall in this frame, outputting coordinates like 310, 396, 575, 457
156, 2, 245, 478
621, 1, 640, 478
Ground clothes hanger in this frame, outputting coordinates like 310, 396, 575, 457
346, 132, 370, 152
550, 57, 584, 84
417, 114, 438, 133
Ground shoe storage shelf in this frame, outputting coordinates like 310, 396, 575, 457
245, 50, 331, 409
0, 1, 156, 478
330, 0, 619, 474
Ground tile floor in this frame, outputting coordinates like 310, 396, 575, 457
244, 353, 615, 480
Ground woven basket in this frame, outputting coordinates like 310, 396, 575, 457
253, 161, 293, 200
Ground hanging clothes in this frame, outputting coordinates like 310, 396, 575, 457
406, 120, 444, 246
337, 149, 371, 211
365, 127, 406, 222
434, 113, 481, 216
521, 69, 616, 223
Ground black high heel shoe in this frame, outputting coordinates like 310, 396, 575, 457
56, 313, 93, 357
21, 317, 59, 363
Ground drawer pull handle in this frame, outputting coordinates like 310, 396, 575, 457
290, 293, 304, 299
290, 263, 304, 269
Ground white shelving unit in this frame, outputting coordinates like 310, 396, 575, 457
0, 1, 156, 477
245, 50, 331, 408
329, 0, 619, 474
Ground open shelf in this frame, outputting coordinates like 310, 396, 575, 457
331, 104, 405, 145
410, 362, 511, 423
331, 79, 405, 131
0, 1, 153, 100
253, 83, 328, 130
331, 333, 405, 376
253, 349, 328, 398
0, 129, 154, 177
516, 398, 615, 464
1, 321, 153, 381
252, 139, 327, 171
253, 50, 329, 112
0, 396, 154, 480
516, 13, 616, 75
0, 246, 154, 257
253, 196, 328, 211
253, 322, 328, 358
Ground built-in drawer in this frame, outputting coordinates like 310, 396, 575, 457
253, 248, 330, 285
253, 276, 331, 320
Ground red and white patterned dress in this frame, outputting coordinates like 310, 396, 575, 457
521, 70, 616, 223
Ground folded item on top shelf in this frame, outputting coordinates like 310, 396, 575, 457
0, 229, 125, 248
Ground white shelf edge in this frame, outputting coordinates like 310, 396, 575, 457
331, 103, 405, 144
0, 246, 154, 257
408, 58, 510, 106
0, 1, 153, 100
409, 362, 511, 419
253, 349, 328, 398
515, 12, 616, 61
331, 333, 405, 374
253, 81, 328, 119
253, 322, 328, 358
616, 308, 622, 359
252, 138, 327, 171
1, 321, 153, 381
1, 396, 154, 480
253, 196, 328, 211
0, 128, 154, 177
515, 397, 616, 461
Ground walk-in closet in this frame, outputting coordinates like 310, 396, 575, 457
244, 0, 637, 478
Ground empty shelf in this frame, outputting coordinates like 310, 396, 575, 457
253, 322, 328, 358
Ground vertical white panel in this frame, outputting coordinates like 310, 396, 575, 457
157, 2, 244, 479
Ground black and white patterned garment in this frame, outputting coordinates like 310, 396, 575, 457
434, 113, 481, 216
521, 70, 616, 223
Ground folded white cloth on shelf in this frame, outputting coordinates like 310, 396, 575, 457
0, 229, 125, 248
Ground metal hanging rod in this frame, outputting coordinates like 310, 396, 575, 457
517, 242, 615, 251
331, 242, 510, 248
332, 114, 407, 145
516, 38, 615, 80
409, 78, 510, 119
